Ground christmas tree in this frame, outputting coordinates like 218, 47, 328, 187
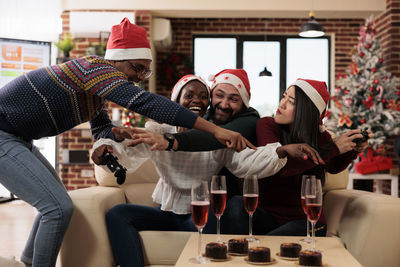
327, 17, 400, 150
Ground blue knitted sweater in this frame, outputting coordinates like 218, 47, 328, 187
0, 56, 197, 141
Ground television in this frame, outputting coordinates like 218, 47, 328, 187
0, 37, 51, 201
0, 37, 51, 88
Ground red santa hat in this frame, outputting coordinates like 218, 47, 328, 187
104, 17, 152, 61
291, 78, 330, 127
208, 69, 251, 108
171, 75, 210, 102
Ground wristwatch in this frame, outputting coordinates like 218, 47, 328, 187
163, 133, 175, 151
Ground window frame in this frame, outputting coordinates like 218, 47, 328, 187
193, 34, 331, 98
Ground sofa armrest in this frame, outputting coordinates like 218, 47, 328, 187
60, 186, 126, 267
324, 189, 400, 267
140, 231, 191, 266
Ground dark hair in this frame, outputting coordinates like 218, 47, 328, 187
279, 85, 331, 183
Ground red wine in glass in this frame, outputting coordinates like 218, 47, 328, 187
190, 181, 210, 264
305, 203, 322, 223
243, 193, 258, 214
191, 200, 210, 229
301, 196, 307, 214
211, 190, 227, 216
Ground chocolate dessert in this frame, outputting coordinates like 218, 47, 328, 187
299, 250, 322, 266
248, 246, 271, 262
280, 242, 302, 258
228, 238, 248, 254
205, 242, 227, 259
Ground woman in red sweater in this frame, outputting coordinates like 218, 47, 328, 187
225, 78, 370, 236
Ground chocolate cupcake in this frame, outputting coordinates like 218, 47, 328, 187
248, 246, 271, 262
299, 250, 322, 266
205, 242, 227, 260
280, 242, 302, 258
228, 238, 248, 254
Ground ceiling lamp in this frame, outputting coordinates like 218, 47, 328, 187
259, 66, 272, 77
299, 11, 325, 38
259, 18, 273, 78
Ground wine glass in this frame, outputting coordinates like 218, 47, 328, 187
305, 178, 323, 251
190, 181, 210, 264
243, 175, 259, 242
211, 175, 227, 243
300, 175, 315, 243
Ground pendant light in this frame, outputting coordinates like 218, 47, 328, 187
259, 18, 272, 77
259, 66, 272, 77
299, 11, 325, 38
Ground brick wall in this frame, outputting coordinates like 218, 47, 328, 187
156, 17, 364, 97
59, 8, 399, 194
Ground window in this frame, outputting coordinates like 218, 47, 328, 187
193, 35, 330, 117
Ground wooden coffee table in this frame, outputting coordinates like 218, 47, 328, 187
175, 234, 362, 266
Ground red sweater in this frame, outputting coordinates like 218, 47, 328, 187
256, 117, 357, 225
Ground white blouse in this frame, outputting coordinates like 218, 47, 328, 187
93, 122, 286, 214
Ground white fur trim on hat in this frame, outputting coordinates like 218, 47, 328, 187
211, 73, 250, 108
104, 47, 152, 61
291, 79, 326, 115
171, 76, 210, 102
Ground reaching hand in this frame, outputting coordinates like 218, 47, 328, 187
277, 144, 325, 165
112, 127, 136, 141
125, 128, 170, 151
214, 127, 256, 152
91, 145, 113, 165
333, 129, 373, 154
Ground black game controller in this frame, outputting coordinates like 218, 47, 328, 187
103, 151, 127, 185
353, 130, 369, 144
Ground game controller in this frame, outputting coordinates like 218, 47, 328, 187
353, 130, 369, 144
103, 151, 127, 185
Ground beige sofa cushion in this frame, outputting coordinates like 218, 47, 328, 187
95, 159, 160, 187
323, 169, 349, 192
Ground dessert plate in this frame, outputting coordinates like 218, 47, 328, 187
294, 261, 327, 267
244, 257, 277, 265
202, 253, 232, 262
276, 252, 298, 261
228, 252, 248, 256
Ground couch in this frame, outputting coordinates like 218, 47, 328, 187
60, 159, 400, 267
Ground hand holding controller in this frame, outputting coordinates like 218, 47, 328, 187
103, 151, 127, 185
353, 130, 369, 144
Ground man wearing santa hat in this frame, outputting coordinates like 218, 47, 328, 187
128, 68, 261, 197
0, 18, 250, 267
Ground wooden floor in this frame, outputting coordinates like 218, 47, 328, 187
0, 200, 60, 266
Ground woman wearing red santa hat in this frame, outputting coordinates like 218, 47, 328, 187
0, 18, 251, 267
224, 78, 371, 236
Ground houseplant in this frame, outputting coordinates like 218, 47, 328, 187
55, 33, 74, 59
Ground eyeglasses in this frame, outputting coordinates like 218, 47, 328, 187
129, 63, 152, 79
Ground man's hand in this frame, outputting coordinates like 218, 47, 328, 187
125, 128, 170, 151
192, 117, 256, 152
214, 127, 256, 152
276, 144, 325, 165
112, 127, 136, 142
91, 145, 113, 165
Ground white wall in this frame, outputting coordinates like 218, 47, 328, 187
62, 0, 385, 18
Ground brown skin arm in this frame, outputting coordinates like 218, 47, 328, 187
276, 143, 325, 165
